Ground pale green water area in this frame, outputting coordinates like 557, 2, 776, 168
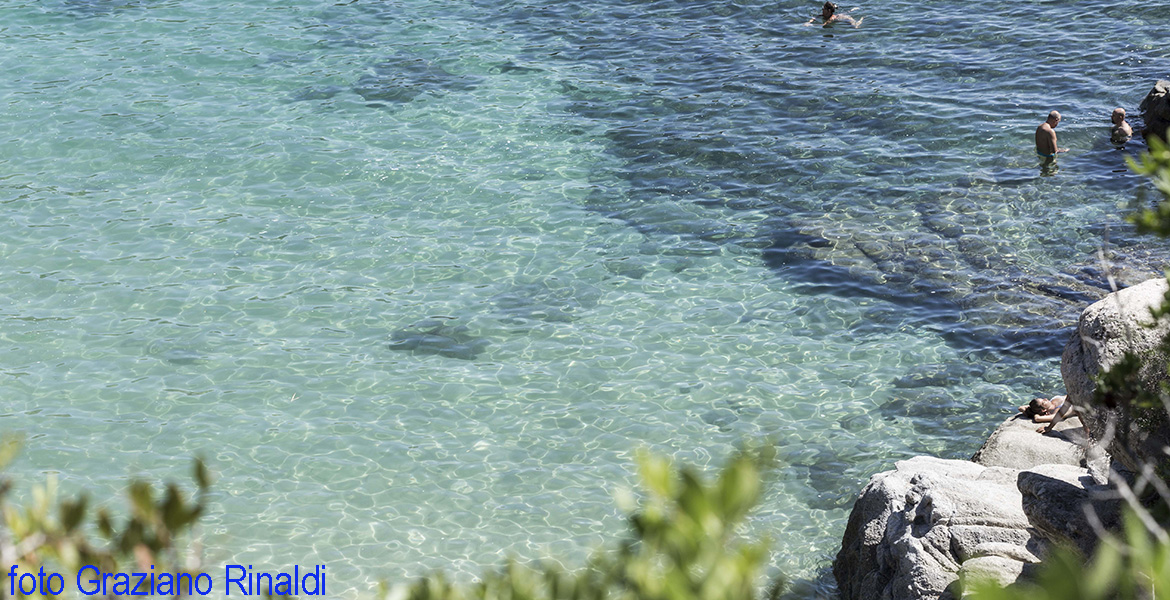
1, 0, 1169, 596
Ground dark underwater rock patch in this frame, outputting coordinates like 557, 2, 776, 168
701, 408, 738, 429
603, 258, 649, 280
781, 445, 871, 511
161, 349, 205, 366
353, 57, 482, 105
389, 318, 490, 360
892, 362, 986, 389
838, 413, 873, 432
1070, 244, 1164, 291
289, 86, 346, 102
881, 389, 971, 420
492, 278, 601, 324
489, 61, 543, 75
61, 0, 139, 17
760, 212, 1118, 358
555, 53, 1154, 363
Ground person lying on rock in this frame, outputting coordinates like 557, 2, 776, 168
1018, 395, 1075, 434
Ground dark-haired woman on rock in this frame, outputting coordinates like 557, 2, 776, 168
1019, 395, 1075, 434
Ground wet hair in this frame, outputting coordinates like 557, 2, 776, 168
823, 1, 838, 14
1023, 398, 1050, 418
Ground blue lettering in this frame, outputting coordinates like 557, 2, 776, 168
111, 572, 131, 596
157, 572, 174, 596
44, 572, 64, 595
274, 572, 291, 596
17, 573, 36, 595
257, 572, 273, 596
77, 566, 101, 596
225, 565, 248, 595
131, 572, 148, 595
176, 571, 194, 595
302, 565, 325, 595
195, 572, 213, 595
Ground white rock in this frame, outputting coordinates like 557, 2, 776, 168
971, 413, 1085, 470
1062, 277, 1170, 473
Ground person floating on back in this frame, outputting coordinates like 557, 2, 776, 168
1035, 111, 1068, 160
1111, 107, 1133, 145
805, 1, 863, 28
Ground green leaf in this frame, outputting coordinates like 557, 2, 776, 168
96, 507, 115, 538
1083, 541, 1122, 600
128, 480, 154, 519
716, 456, 759, 524
637, 452, 675, 500
162, 483, 185, 531
194, 457, 212, 490
59, 494, 88, 533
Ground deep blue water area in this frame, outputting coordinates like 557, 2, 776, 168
0, 0, 1167, 596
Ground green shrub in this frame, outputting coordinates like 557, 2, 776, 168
0, 442, 782, 600
969, 510, 1170, 600
0, 440, 210, 598
401, 448, 783, 600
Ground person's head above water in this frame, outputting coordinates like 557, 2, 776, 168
822, 1, 838, 18
1112, 108, 1127, 124
1047, 111, 1062, 126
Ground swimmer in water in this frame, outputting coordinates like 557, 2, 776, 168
1111, 107, 1133, 144
1035, 111, 1067, 161
805, 1, 863, 28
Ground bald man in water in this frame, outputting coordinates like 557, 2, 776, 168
1111, 108, 1133, 144
1035, 111, 1067, 159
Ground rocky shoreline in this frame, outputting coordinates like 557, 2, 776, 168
833, 277, 1170, 599
831, 81, 1170, 598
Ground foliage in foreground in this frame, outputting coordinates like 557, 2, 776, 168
0, 442, 780, 600
970, 511, 1170, 600
0, 440, 209, 599
400, 449, 783, 600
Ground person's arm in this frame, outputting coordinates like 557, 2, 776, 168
837, 14, 862, 27
1042, 128, 1059, 154
1038, 399, 1073, 433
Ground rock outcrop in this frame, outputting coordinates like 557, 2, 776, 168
1062, 277, 1170, 474
971, 413, 1086, 470
1017, 464, 1122, 558
833, 454, 1121, 600
1141, 80, 1170, 143
834, 455, 1095, 600
836, 278, 1170, 599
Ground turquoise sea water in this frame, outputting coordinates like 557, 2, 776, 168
1, 0, 1168, 596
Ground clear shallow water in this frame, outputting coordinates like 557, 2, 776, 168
0, 0, 1167, 596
